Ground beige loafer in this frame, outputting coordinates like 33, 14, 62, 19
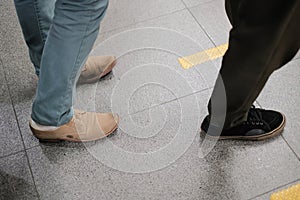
30, 110, 119, 142
78, 55, 117, 84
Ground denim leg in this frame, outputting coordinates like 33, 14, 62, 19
31, 0, 109, 126
14, 0, 55, 76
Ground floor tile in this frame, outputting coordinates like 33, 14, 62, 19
0, 3, 40, 149
294, 51, 300, 60
0, 151, 38, 200
100, 0, 185, 33
182, 0, 215, 8
0, 0, 11, 7
257, 59, 300, 158
197, 137, 300, 200
3, 2, 300, 199
195, 89, 300, 200
0, 1, 13, 52
26, 91, 203, 200
193, 57, 222, 88
97, 9, 213, 48
96, 9, 215, 61
252, 180, 300, 200
0, 62, 24, 157
89, 50, 209, 115
189, 0, 231, 46
88, 10, 216, 114
27, 90, 300, 200
94, 90, 204, 157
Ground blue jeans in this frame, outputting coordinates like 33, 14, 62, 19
14, 0, 109, 126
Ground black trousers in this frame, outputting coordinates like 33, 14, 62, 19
209, 0, 300, 128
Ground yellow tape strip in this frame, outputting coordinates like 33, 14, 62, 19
178, 43, 228, 69
270, 183, 300, 200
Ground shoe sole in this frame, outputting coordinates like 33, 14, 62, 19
31, 115, 120, 143
77, 59, 117, 84
200, 113, 286, 141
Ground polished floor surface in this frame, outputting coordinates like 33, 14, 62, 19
0, 0, 300, 199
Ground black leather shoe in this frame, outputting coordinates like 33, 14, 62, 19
201, 106, 286, 140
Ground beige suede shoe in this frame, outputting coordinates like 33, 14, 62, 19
78, 55, 117, 84
30, 110, 119, 142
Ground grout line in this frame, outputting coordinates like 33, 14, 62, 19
182, 0, 218, 9
130, 87, 212, 115
247, 178, 300, 200
0, 58, 41, 200
257, 102, 300, 162
180, 0, 224, 78
183, 0, 300, 164
0, 149, 26, 160
255, 101, 262, 108
256, 103, 300, 162
182, 0, 219, 48
281, 134, 300, 161
25, 144, 40, 151
0, 58, 27, 160
183, 1, 300, 165
99, 7, 187, 37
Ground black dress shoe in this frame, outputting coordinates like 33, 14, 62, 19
201, 106, 286, 140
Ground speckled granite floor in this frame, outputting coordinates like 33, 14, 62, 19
0, 0, 299, 199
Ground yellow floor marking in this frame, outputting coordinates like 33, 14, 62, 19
270, 183, 300, 200
178, 43, 228, 69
